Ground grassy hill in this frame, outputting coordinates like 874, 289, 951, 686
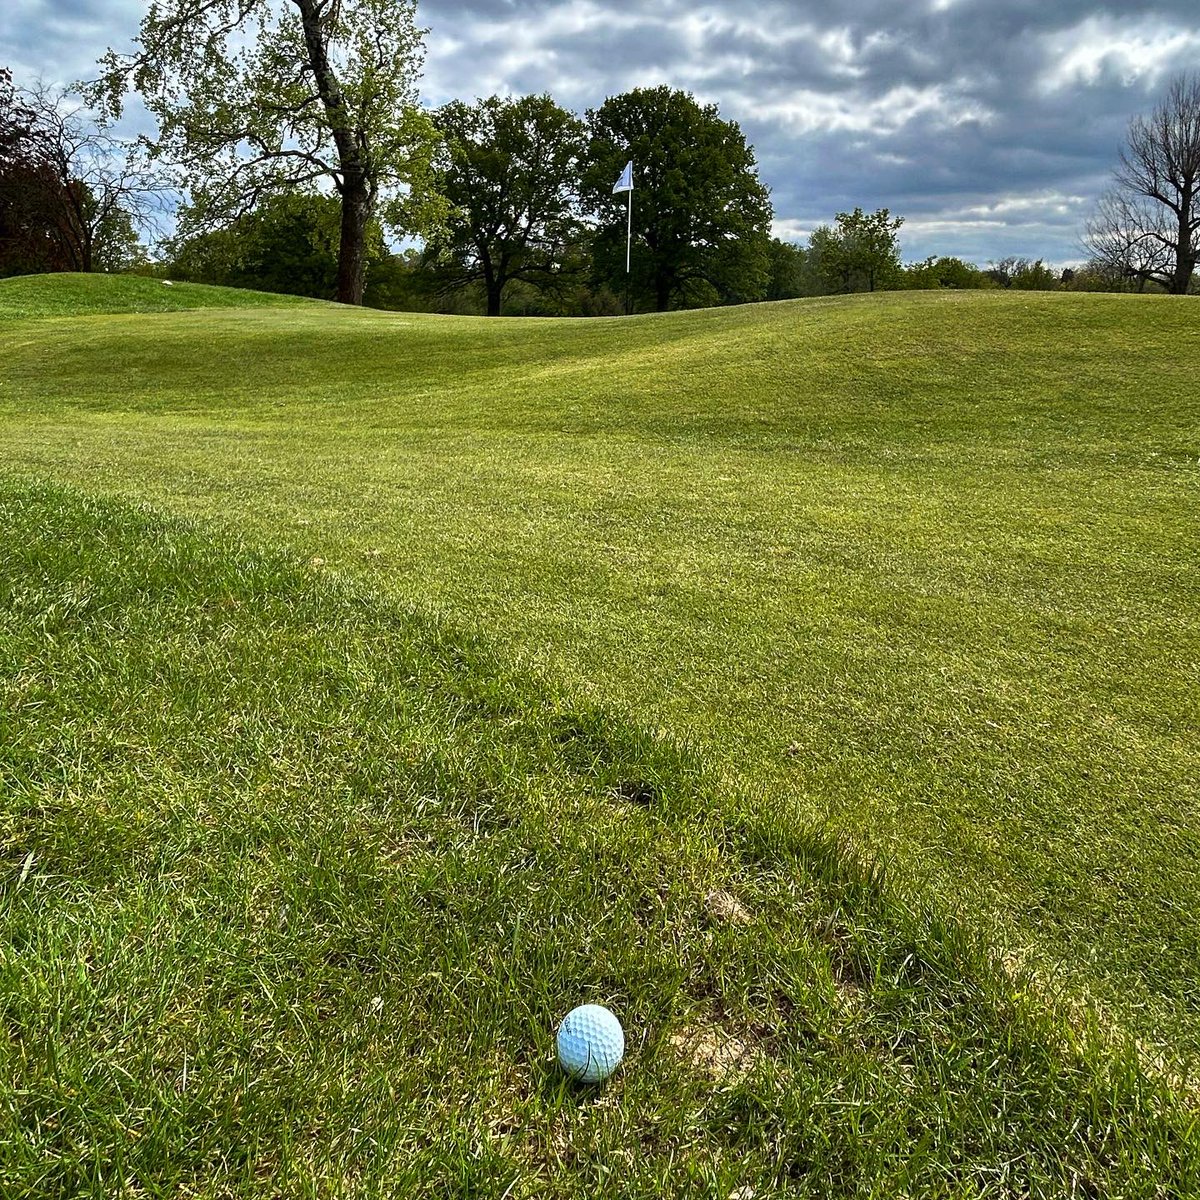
0, 271, 315, 319
1, 275, 1197, 1194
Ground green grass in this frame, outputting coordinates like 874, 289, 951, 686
0, 272, 313, 319
0, 274, 1198, 1192
1, 480, 1196, 1198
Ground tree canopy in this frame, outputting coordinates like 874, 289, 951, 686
93, 0, 441, 304
427, 94, 586, 317
581, 87, 772, 312
166, 191, 393, 299
814, 207, 903, 294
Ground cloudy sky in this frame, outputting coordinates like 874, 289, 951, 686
5, 0, 1199, 264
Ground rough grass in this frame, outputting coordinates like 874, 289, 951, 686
2, 480, 1197, 1198
0, 274, 1198, 1189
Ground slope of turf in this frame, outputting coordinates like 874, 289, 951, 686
1, 481, 1196, 1198
0, 272, 315, 319
0, 278, 1196, 1071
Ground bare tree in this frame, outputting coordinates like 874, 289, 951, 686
1086, 73, 1200, 294
1083, 190, 1173, 292
2, 72, 167, 275
19, 82, 168, 272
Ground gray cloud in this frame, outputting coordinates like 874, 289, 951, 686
4, 0, 1200, 264
423, 0, 1200, 263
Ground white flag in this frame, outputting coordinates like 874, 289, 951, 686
612, 161, 633, 194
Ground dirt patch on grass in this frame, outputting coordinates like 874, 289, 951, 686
669, 1023, 757, 1083
704, 888, 753, 927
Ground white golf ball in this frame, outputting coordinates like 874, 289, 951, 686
556, 1004, 625, 1083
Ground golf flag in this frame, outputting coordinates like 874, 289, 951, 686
612, 161, 633, 194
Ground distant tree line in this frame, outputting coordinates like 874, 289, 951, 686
157, 82, 779, 316
765, 235, 1162, 300
150, 122, 1151, 315
3, 0, 1197, 309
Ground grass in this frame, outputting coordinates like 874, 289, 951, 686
0, 275, 1197, 1191
0, 272, 314, 319
1, 480, 1196, 1198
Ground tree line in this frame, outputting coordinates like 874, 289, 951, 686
2, 0, 1197, 310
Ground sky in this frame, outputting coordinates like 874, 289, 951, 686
4, 0, 1199, 265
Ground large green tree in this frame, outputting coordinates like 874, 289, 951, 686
166, 191, 387, 299
427, 94, 586, 317
93, 0, 440, 305
581, 87, 772, 312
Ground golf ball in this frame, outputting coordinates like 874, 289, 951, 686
556, 1004, 625, 1083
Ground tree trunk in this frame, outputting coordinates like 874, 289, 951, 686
655, 274, 671, 311
479, 252, 502, 316
57, 180, 87, 272
1170, 207, 1195, 294
297, 0, 368, 306
336, 168, 370, 305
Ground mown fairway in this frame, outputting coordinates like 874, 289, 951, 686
1, 274, 1197, 1195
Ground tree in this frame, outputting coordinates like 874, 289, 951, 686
93, 0, 441, 305
1066, 255, 1158, 294
425, 94, 586, 317
816, 207, 903, 293
361, 247, 439, 311
0, 68, 56, 274
987, 256, 1058, 290
1084, 190, 1176, 292
765, 238, 807, 300
167, 191, 387, 298
20, 82, 162, 273
985, 256, 1059, 290
1084, 73, 1200, 295
1010, 259, 1059, 290
581, 87, 772, 312
1, 74, 160, 276
903, 255, 986, 290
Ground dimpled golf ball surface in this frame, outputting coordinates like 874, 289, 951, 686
556, 1004, 625, 1082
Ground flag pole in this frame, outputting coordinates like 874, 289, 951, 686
613, 160, 633, 316
625, 187, 632, 316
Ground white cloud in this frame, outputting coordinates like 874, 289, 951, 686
957, 192, 1092, 220
734, 82, 993, 136
1038, 16, 1200, 92
771, 218, 813, 242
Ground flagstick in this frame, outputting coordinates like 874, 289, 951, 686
625, 187, 632, 316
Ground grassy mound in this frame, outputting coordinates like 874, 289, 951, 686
0, 272, 316, 319
0, 287, 1196, 1060
1, 481, 1195, 1197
